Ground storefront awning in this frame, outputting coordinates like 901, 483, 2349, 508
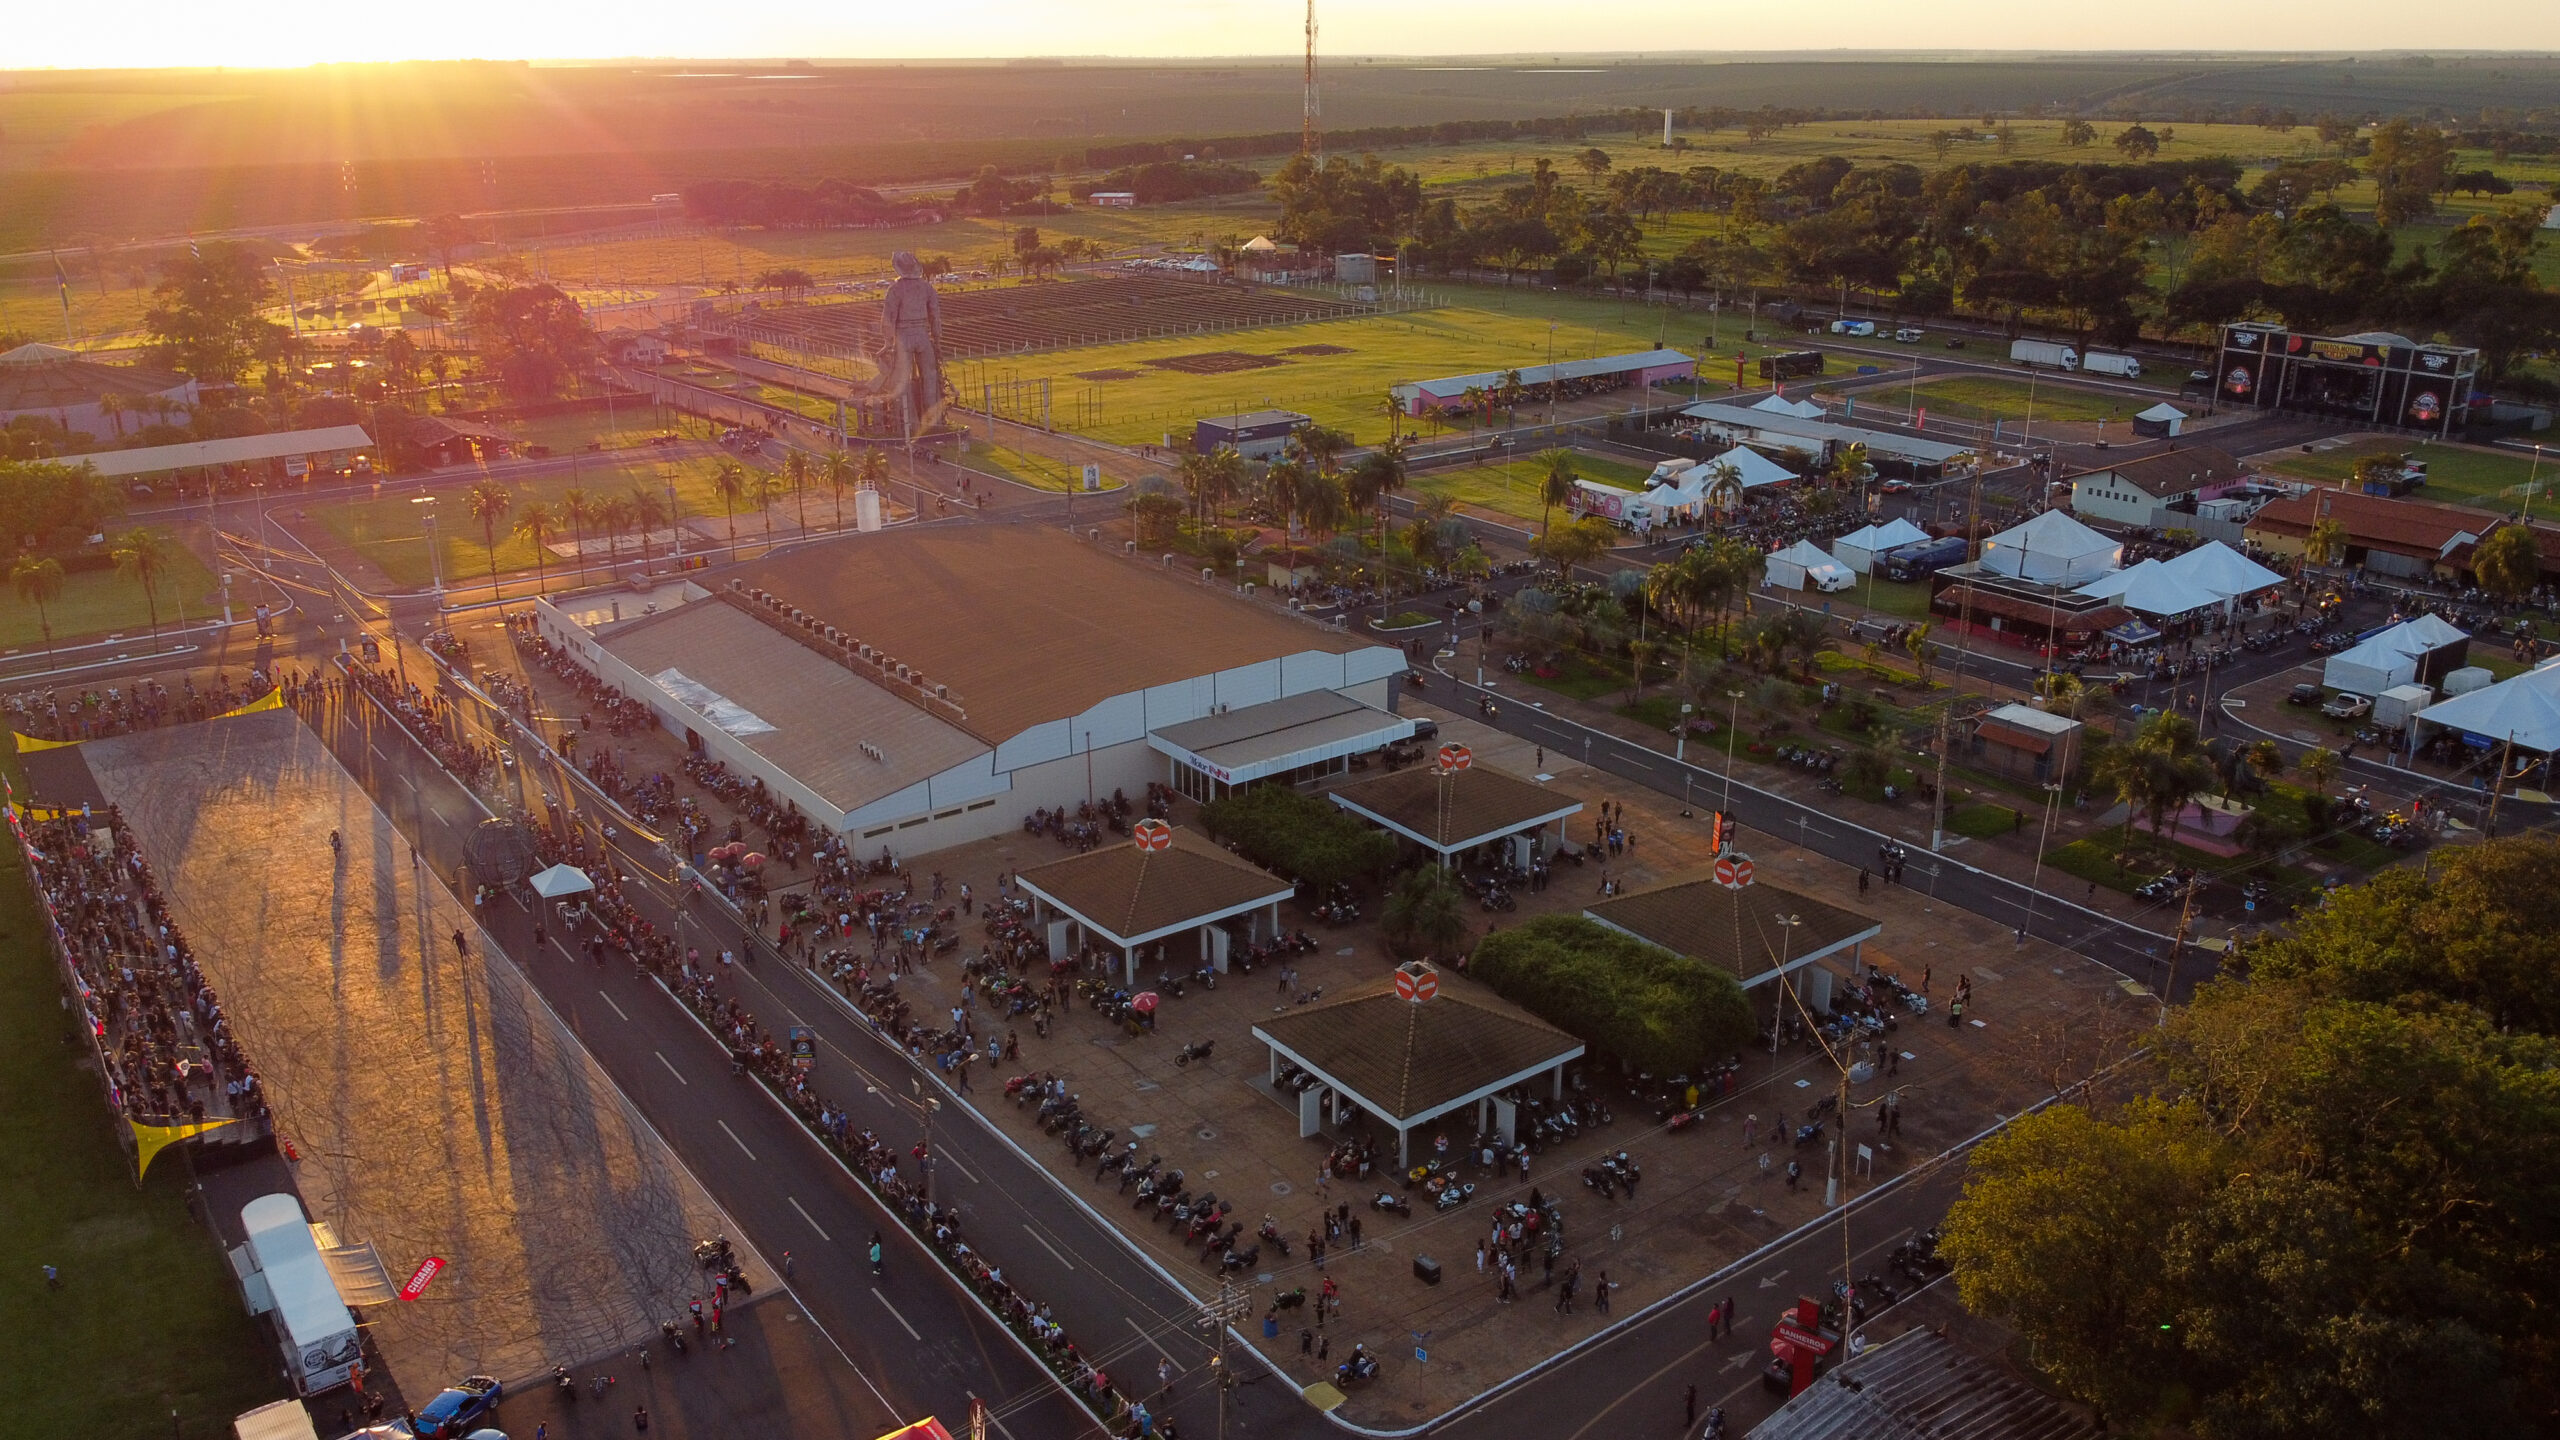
1149, 690, 1413, 787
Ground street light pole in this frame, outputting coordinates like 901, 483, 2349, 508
2021, 781, 2063, 946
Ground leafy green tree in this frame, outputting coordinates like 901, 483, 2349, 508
2112, 124, 2161, 160
0, 459, 120, 554
466, 283, 595, 400
2060, 119, 2097, 147
1941, 1102, 2223, 1426
142, 243, 283, 385
1198, 784, 1396, 889
1533, 515, 1614, 575
2473, 522, 2541, 600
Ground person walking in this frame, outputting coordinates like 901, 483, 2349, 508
1743, 1113, 1758, 1148
1785, 1158, 1802, 1191
1685, 1384, 1698, 1428
633, 1406, 649, 1433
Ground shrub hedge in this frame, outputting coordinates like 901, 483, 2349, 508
1199, 784, 1399, 889
1471, 915, 1755, 1073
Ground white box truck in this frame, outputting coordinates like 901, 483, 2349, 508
2082, 352, 2143, 379
233, 1194, 363, 1396
2009, 339, 2079, 371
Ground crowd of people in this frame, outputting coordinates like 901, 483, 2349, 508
14, 805, 270, 1140
4, 669, 302, 743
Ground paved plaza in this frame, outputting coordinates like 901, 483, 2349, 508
762, 700, 2150, 1423
81, 706, 765, 1391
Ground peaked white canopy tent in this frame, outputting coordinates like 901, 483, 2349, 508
1977, 510, 2121, 586
1832, 517, 1930, 574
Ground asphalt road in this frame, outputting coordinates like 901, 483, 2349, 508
297, 635, 2022, 1440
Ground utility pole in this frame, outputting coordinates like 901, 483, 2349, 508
1200, 1277, 1249, 1440
1300, 0, 1321, 163
2164, 874, 2203, 1001
1931, 465, 1987, 853
2486, 730, 2516, 837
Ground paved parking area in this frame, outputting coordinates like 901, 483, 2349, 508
788, 701, 2151, 1424
82, 706, 763, 1393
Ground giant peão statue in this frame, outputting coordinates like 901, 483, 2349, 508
882, 250, 948, 436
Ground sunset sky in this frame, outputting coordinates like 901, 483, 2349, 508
13, 2, 2557, 72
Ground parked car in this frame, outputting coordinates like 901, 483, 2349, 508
2287, 683, 2324, 707
1943, 338, 1967, 349
1892, 328, 1925, 343
2188, 368, 2212, 384
1879, 478, 1913, 494
2321, 692, 2373, 721
412, 1377, 503, 1439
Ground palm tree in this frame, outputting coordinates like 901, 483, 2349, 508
1700, 460, 1746, 514
1346, 441, 1408, 546
1263, 457, 1310, 539
2306, 515, 2347, 568
627, 485, 671, 568
755, 471, 785, 549
560, 486, 593, 584
822, 449, 855, 528
97, 391, 128, 438
511, 501, 562, 600
856, 447, 893, 512
1380, 865, 1469, 955
109, 529, 173, 645
599, 495, 637, 566
465, 478, 512, 602
1536, 448, 1578, 536
2297, 745, 2342, 796
11, 554, 65, 663
784, 449, 811, 535
710, 461, 749, 557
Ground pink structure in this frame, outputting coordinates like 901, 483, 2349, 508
1391, 349, 1695, 417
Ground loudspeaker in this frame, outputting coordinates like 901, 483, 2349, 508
1413, 1255, 1442, 1286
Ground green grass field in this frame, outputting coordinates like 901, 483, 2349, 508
306, 456, 739, 587
1894, 375, 2161, 426
2261, 437, 2555, 514
1409, 450, 1656, 525
0, 544, 223, 652
955, 439, 1124, 493
975, 301, 1711, 448
0, 827, 284, 1439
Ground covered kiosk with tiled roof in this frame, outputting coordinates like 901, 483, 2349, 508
1585, 871, 1879, 1013
1252, 962, 1584, 1165
1327, 756, 1582, 870
1014, 823, 1296, 983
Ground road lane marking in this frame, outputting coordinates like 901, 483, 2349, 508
789, 1195, 832, 1242
872, 1287, 919, 1340
1021, 1223, 1076, 1271
965, 1392, 1020, 1440
1126, 1317, 1180, 1365
655, 1051, 688, 1085
939, 1146, 979, 1184
598, 991, 629, 1022
720, 1120, 758, 1162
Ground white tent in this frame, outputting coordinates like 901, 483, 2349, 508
1677, 445, 1797, 493
2109, 566, 2225, 619
1749, 394, 1828, 420
2156, 540, 2283, 606
2416, 664, 2560, 754
2383, 613, 2468, 650
2131, 402, 2187, 438
1766, 539, 1854, 592
1978, 510, 2122, 585
530, 863, 597, 899
2324, 636, 2420, 695
2073, 556, 2156, 601
1833, 517, 1930, 573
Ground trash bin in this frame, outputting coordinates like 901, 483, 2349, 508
1263, 1315, 1279, 1339
1413, 1254, 1442, 1286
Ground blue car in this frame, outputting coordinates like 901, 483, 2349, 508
411, 1376, 502, 1438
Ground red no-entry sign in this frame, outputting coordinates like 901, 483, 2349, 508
1394, 962, 1439, 1003
1437, 744, 1472, 773
1714, 853, 1756, 889
1133, 819, 1172, 851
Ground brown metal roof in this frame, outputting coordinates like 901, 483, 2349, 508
1931, 585, 2133, 636
728, 525, 1365, 744
0, 357, 189, 412
1015, 826, 1294, 945
2246, 488, 2482, 561
1253, 972, 1582, 1123
1586, 876, 1878, 986
1747, 1328, 2099, 1440
1328, 764, 1583, 852
2070, 444, 2240, 498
